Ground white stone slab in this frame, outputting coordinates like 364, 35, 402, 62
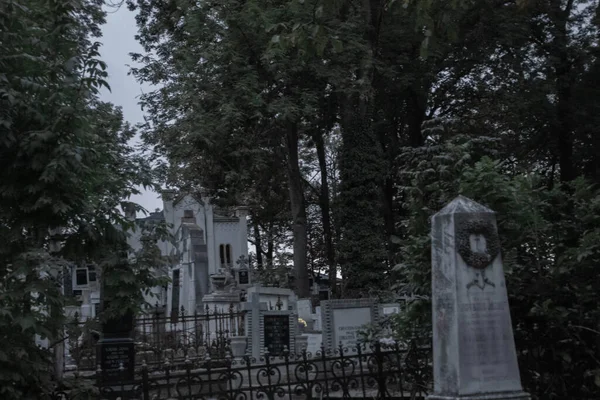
304, 333, 323, 356
332, 307, 371, 349
321, 299, 378, 351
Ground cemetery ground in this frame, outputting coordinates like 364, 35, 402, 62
41, 196, 563, 400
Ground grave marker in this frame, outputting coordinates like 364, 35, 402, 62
98, 339, 134, 383
321, 299, 378, 351
243, 292, 297, 359
263, 315, 290, 356
428, 196, 529, 400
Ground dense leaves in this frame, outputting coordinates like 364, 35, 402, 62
0, 0, 163, 398
128, 1, 600, 397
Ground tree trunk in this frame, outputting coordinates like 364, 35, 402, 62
252, 220, 264, 269
406, 88, 426, 147
337, 0, 387, 297
266, 221, 274, 267
552, 0, 576, 183
314, 131, 336, 296
285, 122, 309, 298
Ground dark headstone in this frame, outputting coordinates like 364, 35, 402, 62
263, 315, 290, 356
97, 338, 135, 383
239, 270, 249, 284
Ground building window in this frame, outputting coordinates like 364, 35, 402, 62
171, 269, 180, 320
88, 265, 96, 283
226, 244, 232, 265
219, 244, 233, 267
75, 268, 88, 286
184, 210, 193, 218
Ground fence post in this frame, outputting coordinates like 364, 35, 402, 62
142, 360, 149, 400
374, 341, 387, 396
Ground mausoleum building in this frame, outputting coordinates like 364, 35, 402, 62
65, 190, 250, 319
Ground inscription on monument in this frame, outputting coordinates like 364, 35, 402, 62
459, 294, 513, 382
332, 307, 371, 349
264, 315, 290, 356
99, 340, 134, 382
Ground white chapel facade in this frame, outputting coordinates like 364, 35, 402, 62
67, 190, 250, 319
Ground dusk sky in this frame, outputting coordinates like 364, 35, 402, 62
99, 5, 163, 215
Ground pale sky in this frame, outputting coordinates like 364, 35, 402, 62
99, 5, 163, 215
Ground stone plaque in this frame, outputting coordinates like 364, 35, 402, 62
263, 315, 290, 356
239, 270, 249, 284
98, 339, 134, 383
381, 303, 400, 316
333, 307, 371, 348
321, 299, 378, 351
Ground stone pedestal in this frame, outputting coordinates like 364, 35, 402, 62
202, 292, 240, 313
428, 196, 529, 400
295, 335, 308, 354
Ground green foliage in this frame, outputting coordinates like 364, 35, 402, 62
394, 151, 600, 398
0, 0, 161, 398
126, 0, 600, 395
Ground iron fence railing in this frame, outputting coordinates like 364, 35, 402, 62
63, 304, 246, 372
49, 342, 432, 400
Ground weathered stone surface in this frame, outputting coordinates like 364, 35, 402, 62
429, 196, 529, 400
321, 299, 378, 352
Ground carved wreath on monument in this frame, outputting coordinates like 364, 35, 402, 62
456, 218, 500, 290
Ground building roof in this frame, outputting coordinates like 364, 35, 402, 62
137, 211, 165, 222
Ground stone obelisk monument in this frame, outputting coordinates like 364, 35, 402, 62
428, 196, 529, 400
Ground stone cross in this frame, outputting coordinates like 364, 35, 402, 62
428, 196, 529, 400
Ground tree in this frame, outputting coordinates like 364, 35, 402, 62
0, 0, 162, 397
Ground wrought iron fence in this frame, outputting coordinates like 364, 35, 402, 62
63, 304, 246, 372
49, 341, 431, 400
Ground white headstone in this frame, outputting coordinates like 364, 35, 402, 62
297, 299, 312, 319
313, 306, 322, 331
304, 332, 323, 356
428, 196, 529, 400
321, 299, 378, 351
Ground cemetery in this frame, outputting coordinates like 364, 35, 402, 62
6, 3, 600, 399
45, 196, 538, 400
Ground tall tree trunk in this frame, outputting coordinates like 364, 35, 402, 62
552, 0, 576, 182
406, 88, 426, 147
338, 95, 387, 297
252, 220, 264, 269
382, 177, 395, 266
285, 122, 309, 298
266, 221, 274, 267
314, 131, 336, 296
337, 0, 387, 297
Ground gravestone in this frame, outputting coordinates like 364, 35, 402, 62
428, 196, 529, 400
263, 315, 290, 356
304, 332, 323, 356
238, 269, 249, 284
96, 304, 135, 383
96, 261, 136, 385
243, 292, 297, 360
297, 299, 314, 330
321, 299, 378, 351
99, 339, 135, 382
